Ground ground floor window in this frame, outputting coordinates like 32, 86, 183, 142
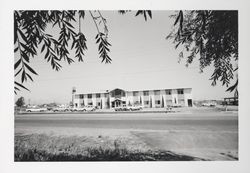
155, 100, 161, 108
178, 99, 185, 106
165, 99, 172, 106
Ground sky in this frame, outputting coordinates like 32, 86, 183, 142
14, 11, 237, 104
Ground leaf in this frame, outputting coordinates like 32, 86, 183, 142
226, 80, 238, 92
20, 42, 34, 54
45, 49, 49, 59
143, 11, 147, 21
147, 11, 152, 19
95, 34, 99, 39
135, 10, 143, 16
14, 59, 21, 69
21, 70, 26, 83
15, 68, 22, 77
17, 28, 28, 44
79, 10, 85, 19
24, 62, 38, 75
65, 21, 74, 28
14, 47, 18, 52
14, 87, 20, 91
14, 81, 30, 91
174, 12, 181, 26
26, 73, 34, 81
41, 44, 46, 53
21, 52, 29, 62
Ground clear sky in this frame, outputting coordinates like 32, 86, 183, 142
15, 11, 237, 104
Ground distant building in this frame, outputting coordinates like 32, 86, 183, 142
72, 87, 193, 109
223, 97, 238, 106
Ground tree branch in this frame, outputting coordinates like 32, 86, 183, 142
89, 11, 100, 34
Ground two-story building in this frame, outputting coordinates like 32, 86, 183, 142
72, 87, 193, 109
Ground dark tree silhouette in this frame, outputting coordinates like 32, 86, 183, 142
14, 10, 238, 96
14, 10, 152, 93
15, 96, 25, 107
167, 10, 238, 95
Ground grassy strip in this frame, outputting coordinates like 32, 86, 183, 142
15, 147, 202, 161
15, 134, 204, 161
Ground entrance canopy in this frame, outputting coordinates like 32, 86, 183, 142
109, 88, 126, 98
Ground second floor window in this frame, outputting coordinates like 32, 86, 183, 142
143, 91, 149, 96
88, 94, 92, 99
96, 93, 101, 98
177, 89, 184, 95
165, 90, 171, 95
133, 91, 139, 96
154, 90, 160, 95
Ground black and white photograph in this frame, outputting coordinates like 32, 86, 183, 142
1, 0, 250, 172
13, 10, 239, 161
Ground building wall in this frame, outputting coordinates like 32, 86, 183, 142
73, 88, 192, 109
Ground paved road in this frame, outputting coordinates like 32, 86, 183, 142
15, 112, 238, 131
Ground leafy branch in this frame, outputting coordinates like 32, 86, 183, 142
167, 10, 238, 93
89, 11, 112, 63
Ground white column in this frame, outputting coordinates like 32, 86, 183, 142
92, 94, 96, 107
149, 90, 155, 108
172, 89, 178, 104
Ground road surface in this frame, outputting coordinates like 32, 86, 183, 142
15, 111, 238, 160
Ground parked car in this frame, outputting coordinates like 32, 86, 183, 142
127, 105, 143, 111
114, 105, 129, 111
171, 103, 182, 108
26, 107, 47, 112
71, 106, 96, 112
202, 102, 217, 107
52, 107, 70, 112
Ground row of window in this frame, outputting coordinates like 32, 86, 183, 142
133, 89, 183, 96
79, 99, 185, 107
76, 89, 184, 99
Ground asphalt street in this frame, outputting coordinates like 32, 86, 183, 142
15, 112, 238, 160
15, 112, 238, 131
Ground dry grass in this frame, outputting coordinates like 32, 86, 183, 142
15, 133, 203, 161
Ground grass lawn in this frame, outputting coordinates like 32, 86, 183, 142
15, 134, 204, 161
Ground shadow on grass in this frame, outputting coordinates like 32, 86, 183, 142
15, 147, 205, 161
15, 134, 206, 161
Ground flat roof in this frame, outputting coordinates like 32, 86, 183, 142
74, 87, 192, 95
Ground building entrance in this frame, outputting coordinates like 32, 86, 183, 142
111, 99, 126, 108
188, 99, 193, 107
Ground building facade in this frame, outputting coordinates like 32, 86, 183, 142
72, 87, 193, 109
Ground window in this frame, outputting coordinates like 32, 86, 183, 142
143, 91, 149, 96
177, 89, 184, 95
80, 94, 84, 99
97, 102, 101, 106
166, 99, 172, 106
133, 91, 139, 96
178, 99, 185, 106
96, 93, 101, 98
88, 94, 92, 98
154, 90, 160, 95
165, 90, 171, 95
155, 100, 160, 104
